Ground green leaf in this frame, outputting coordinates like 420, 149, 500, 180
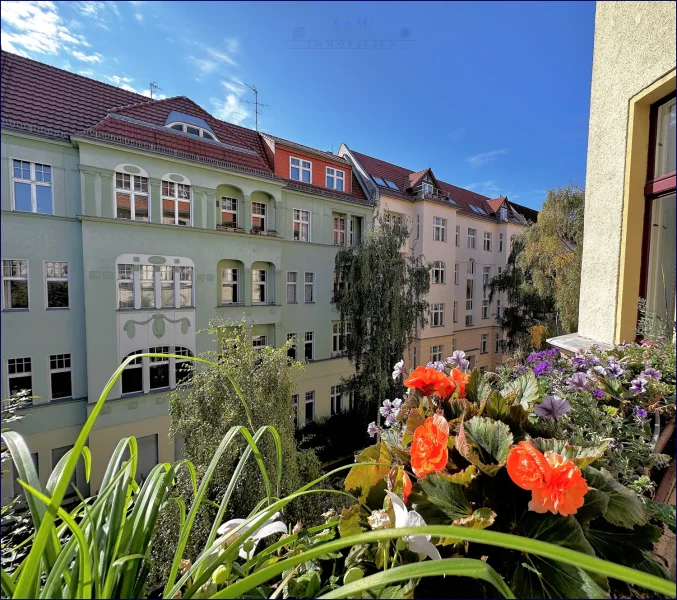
457, 416, 513, 476
344, 567, 364, 586
466, 369, 491, 405
585, 521, 662, 568
484, 391, 511, 420
344, 442, 391, 502
530, 438, 610, 468
575, 489, 610, 526
582, 466, 649, 529
287, 570, 321, 599
416, 473, 472, 521
437, 465, 478, 486
513, 513, 609, 599
501, 370, 539, 411
452, 507, 496, 529
338, 505, 365, 538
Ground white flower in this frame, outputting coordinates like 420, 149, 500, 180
385, 490, 441, 561
392, 360, 405, 380
215, 513, 287, 560
368, 509, 392, 530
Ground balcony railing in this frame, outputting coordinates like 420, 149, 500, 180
412, 184, 456, 205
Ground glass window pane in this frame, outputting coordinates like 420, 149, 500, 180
163, 200, 175, 224
13, 182, 32, 212
186, 126, 200, 136
47, 281, 68, 308
336, 178, 344, 191
122, 368, 143, 394
180, 283, 192, 307
291, 167, 299, 180
117, 193, 132, 219
150, 364, 169, 389
161, 282, 174, 307
51, 371, 72, 399
177, 201, 191, 226
5, 281, 28, 309
654, 98, 676, 179
9, 375, 32, 395
118, 282, 134, 308
135, 196, 149, 221
301, 170, 311, 183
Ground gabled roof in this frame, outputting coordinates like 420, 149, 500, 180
348, 147, 537, 223
1, 50, 148, 138
260, 133, 348, 163
407, 168, 440, 191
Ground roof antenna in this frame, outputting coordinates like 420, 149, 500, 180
149, 81, 162, 99
242, 83, 268, 131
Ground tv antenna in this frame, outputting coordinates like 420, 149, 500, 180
149, 81, 162, 99
242, 83, 268, 131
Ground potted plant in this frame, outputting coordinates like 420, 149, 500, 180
250, 226, 262, 235
218, 221, 237, 232
265, 229, 278, 237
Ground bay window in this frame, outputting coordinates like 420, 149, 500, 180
117, 261, 194, 309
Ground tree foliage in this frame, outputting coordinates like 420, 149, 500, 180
521, 184, 585, 333
333, 215, 430, 419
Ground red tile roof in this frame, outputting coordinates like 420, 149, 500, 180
349, 148, 536, 222
1, 50, 148, 138
486, 197, 507, 213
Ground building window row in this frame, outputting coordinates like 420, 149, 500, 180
2, 259, 69, 310
117, 264, 193, 310
115, 172, 191, 226
6, 353, 72, 401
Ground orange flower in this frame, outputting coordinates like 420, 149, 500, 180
449, 368, 469, 398
402, 471, 413, 504
506, 441, 588, 516
404, 366, 456, 399
410, 414, 449, 478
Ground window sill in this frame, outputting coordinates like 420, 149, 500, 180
546, 332, 612, 355
304, 301, 316, 305
219, 302, 245, 307
287, 301, 298, 305
46, 306, 70, 310
116, 306, 195, 312
2, 308, 30, 312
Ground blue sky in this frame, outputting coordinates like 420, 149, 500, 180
1, 1, 596, 209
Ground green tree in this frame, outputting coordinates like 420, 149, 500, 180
488, 235, 556, 352
333, 215, 430, 419
521, 184, 585, 333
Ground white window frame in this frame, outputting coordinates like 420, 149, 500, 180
483, 266, 491, 287
252, 335, 267, 350
304, 272, 315, 303
290, 157, 312, 183
44, 261, 69, 309
466, 279, 474, 311
422, 181, 434, 195
330, 384, 343, 415
453, 301, 458, 323
432, 261, 446, 284
484, 232, 492, 251
252, 201, 267, 231
287, 271, 298, 303
287, 333, 297, 361
468, 228, 476, 249
117, 262, 194, 310
349, 217, 356, 246
7, 357, 32, 397
221, 197, 238, 227
468, 259, 475, 276
149, 346, 171, 391
465, 314, 474, 327
331, 322, 351, 357
161, 180, 192, 226
499, 206, 508, 221
454, 263, 459, 285
499, 233, 504, 252
120, 345, 194, 396
2, 259, 29, 310
326, 167, 345, 191
252, 269, 268, 304
115, 171, 149, 221
495, 332, 501, 353
49, 353, 72, 400
11, 159, 53, 214
433, 216, 447, 242
293, 208, 311, 242
455, 225, 460, 247
304, 391, 315, 423
480, 334, 488, 354
482, 299, 490, 319
221, 268, 240, 305
333, 215, 346, 246
166, 122, 218, 140
304, 331, 314, 361
430, 303, 445, 327
430, 345, 443, 363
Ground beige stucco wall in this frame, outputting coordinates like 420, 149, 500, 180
578, 1, 676, 344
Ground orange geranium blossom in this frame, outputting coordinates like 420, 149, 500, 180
404, 366, 456, 399
449, 368, 469, 398
410, 414, 449, 478
506, 441, 588, 516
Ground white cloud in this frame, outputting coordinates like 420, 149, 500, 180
188, 56, 218, 74
205, 46, 236, 66
225, 37, 239, 54
72, 49, 102, 62
1, 1, 91, 56
76, 1, 118, 28
78, 69, 94, 76
212, 94, 250, 125
134, 12, 143, 21
467, 148, 509, 167
104, 74, 133, 85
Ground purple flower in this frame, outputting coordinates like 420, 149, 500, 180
572, 356, 589, 372
385, 413, 398, 427
546, 348, 560, 358
566, 372, 589, 391
634, 407, 648, 419
392, 360, 404, 381
367, 422, 379, 437
431, 361, 446, 372
533, 360, 553, 377
592, 388, 604, 399
392, 398, 403, 411
447, 350, 469, 371
527, 352, 543, 363
593, 365, 606, 376
606, 358, 625, 379
533, 396, 572, 421
517, 365, 530, 375
629, 378, 647, 395
640, 367, 661, 381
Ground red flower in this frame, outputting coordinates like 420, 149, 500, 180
506, 441, 588, 516
410, 414, 449, 478
404, 366, 456, 399
449, 368, 469, 398
402, 471, 413, 504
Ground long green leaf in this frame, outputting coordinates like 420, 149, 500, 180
319, 558, 514, 599
1, 568, 15, 597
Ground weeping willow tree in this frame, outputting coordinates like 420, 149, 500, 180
488, 234, 556, 352
333, 214, 430, 419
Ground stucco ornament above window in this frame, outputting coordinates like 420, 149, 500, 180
123, 313, 191, 339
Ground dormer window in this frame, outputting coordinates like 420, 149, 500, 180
498, 206, 508, 221
422, 182, 434, 195
326, 167, 345, 191
290, 157, 311, 183
167, 122, 217, 141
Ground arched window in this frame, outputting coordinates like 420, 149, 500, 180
162, 176, 191, 226
115, 167, 149, 222
467, 259, 475, 276
431, 261, 446, 284
166, 122, 218, 141
121, 350, 143, 395
120, 346, 194, 396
